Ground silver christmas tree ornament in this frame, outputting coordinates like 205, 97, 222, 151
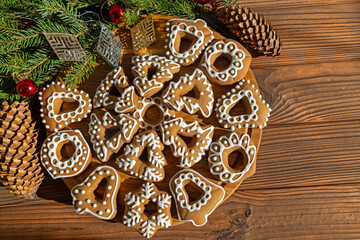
131, 15, 156, 53
97, 23, 123, 67
44, 33, 88, 61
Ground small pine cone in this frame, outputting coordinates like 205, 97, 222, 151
0, 101, 44, 199
217, 5, 282, 57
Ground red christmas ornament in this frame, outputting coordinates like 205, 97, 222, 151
109, 4, 126, 23
195, 0, 210, 3
16, 79, 37, 98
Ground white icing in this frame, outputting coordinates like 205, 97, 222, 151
114, 86, 137, 113
162, 68, 214, 117
160, 117, 214, 168
123, 182, 172, 238
169, 169, 225, 227
215, 79, 270, 129
201, 40, 245, 83
174, 172, 212, 212
47, 92, 87, 123
132, 55, 180, 97
133, 97, 171, 131
41, 129, 90, 179
71, 166, 120, 220
93, 66, 128, 108
39, 82, 92, 131
165, 19, 214, 65
208, 133, 256, 183
88, 112, 138, 162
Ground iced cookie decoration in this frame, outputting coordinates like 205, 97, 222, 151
215, 76, 271, 130
200, 39, 251, 86
160, 117, 214, 168
44, 17, 271, 239
88, 112, 139, 162
93, 66, 138, 113
123, 182, 173, 238
133, 97, 173, 131
39, 82, 92, 132
208, 133, 256, 183
71, 166, 122, 220
162, 68, 214, 118
40, 130, 91, 179
169, 169, 225, 226
116, 130, 167, 182
132, 55, 180, 97
165, 19, 214, 66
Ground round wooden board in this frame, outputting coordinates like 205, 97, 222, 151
58, 15, 263, 229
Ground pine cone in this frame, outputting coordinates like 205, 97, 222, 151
217, 5, 282, 57
0, 101, 44, 199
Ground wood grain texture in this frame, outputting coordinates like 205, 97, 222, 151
240, 0, 358, 9
2, 0, 360, 239
1, 183, 360, 239
253, 60, 360, 124
241, 119, 360, 189
245, 2, 360, 67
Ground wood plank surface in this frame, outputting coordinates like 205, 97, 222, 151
2, 0, 360, 239
245, 2, 360, 67
240, 0, 358, 9
253, 60, 360, 124
1, 183, 360, 239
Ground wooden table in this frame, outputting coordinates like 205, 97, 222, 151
1, 1, 360, 239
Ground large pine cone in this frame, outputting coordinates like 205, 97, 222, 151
217, 5, 282, 57
0, 101, 44, 199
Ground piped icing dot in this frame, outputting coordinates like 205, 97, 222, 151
39, 82, 92, 131
165, 19, 214, 66
200, 39, 251, 86
162, 68, 214, 118
40, 130, 91, 179
208, 133, 256, 183
71, 166, 122, 220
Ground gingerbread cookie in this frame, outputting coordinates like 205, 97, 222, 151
88, 112, 139, 162
39, 82, 92, 132
160, 117, 214, 168
132, 55, 180, 98
132, 97, 173, 131
93, 66, 138, 113
162, 68, 214, 118
71, 166, 123, 220
169, 169, 225, 226
116, 130, 167, 182
165, 19, 214, 66
40, 130, 91, 179
208, 133, 256, 183
200, 39, 251, 85
215, 74, 271, 130
123, 182, 173, 238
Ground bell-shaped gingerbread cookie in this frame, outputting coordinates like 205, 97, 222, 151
93, 66, 138, 113
160, 117, 214, 168
165, 19, 214, 66
132, 55, 180, 98
71, 166, 123, 220
41, 130, 91, 179
215, 70, 271, 130
39, 82, 92, 132
116, 130, 167, 182
208, 133, 256, 183
162, 68, 214, 118
123, 182, 173, 238
169, 169, 225, 226
200, 39, 251, 86
88, 112, 139, 162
